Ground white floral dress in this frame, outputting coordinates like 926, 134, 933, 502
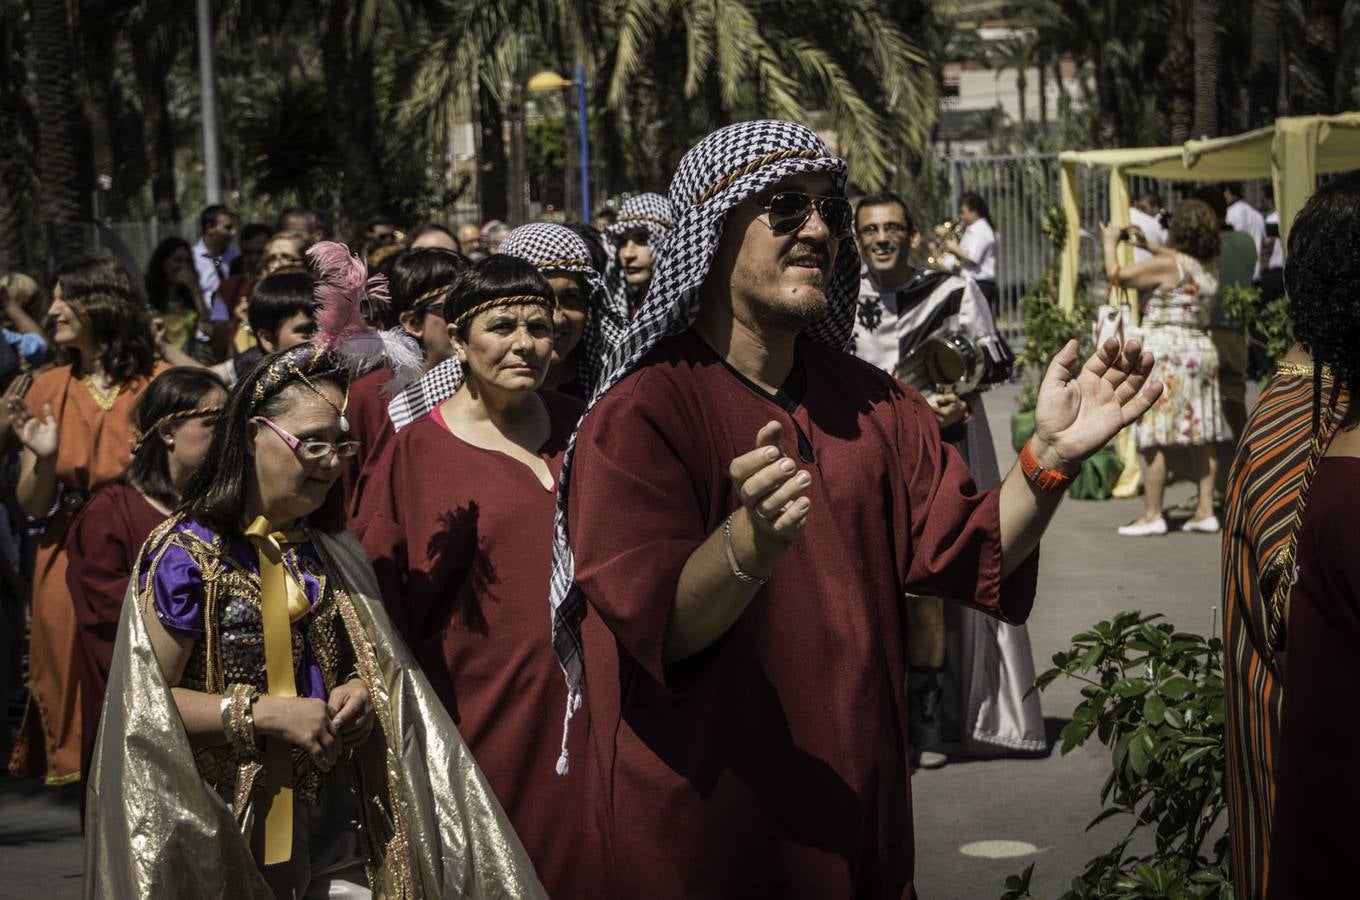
1135, 254, 1228, 449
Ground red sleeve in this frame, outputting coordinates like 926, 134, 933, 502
568, 380, 709, 686
66, 490, 138, 662
354, 437, 416, 637
896, 388, 1037, 624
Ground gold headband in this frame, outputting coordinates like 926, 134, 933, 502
408, 285, 450, 315
130, 404, 223, 452
534, 258, 592, 270
450, 294, 555, 330
693, 148, 826, 206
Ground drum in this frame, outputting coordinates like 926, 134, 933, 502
894, 331, 985, 395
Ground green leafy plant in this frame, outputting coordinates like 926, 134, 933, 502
1016, 203, 1093, 412
1003, 612, 1232, 900
1218, 282, 1293, 373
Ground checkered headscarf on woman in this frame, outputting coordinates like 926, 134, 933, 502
604, 192, 678, 312
499, 223, 626, 397
548, 119, 861, 774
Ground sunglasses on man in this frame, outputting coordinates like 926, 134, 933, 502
760, 192, 853, 239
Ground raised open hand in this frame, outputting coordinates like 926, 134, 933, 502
729, 421, 813, 546
10, 400, 58, 459
1031, 338, 1162, 473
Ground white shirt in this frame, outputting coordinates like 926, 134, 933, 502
956, 218, 997, 281
1264, 210, 1284, 269
192, 238, 239, 323
1225, 199, 1266, 280
1128, 207, 1166, 264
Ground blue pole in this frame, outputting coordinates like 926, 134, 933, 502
575, 60, 590, 222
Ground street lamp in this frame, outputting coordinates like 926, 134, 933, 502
528, 62, 591, 222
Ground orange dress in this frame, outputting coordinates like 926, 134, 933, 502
8, 362, 167, 783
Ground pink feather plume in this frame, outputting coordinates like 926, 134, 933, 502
305, 241, 422, 389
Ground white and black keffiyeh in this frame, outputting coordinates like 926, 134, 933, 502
500, 223, 627, 396
387, 354, 461, 431
604, 192, 676, 315
548, 119, 861, 774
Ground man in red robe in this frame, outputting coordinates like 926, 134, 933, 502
547, 120, 1161, 899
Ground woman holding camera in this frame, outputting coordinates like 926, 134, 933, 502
1103, 198, 1227, 536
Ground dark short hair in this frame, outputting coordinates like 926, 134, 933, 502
445, 254, 554, 341
121, 367, 227, 508
564, 222, 609, 274
312, 211, 333, 240
1286, 169, 1360, 425
389, 247, 471, 318
180, 346, 348, 534
408, 223, 459, 251
240, 222, 272, 246
959, 192, 991, 222
1221, 182, 1244, 198
1167, 198, 1222, 263
52, 257, 158, 383
1134, 191, 1161, 208
247, 267, 315, 342
854, 192, 917, 233
1191, 186, 1229, 224
200, 204, 235, 233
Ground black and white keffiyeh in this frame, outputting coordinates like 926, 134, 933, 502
548, 119, 861, 774
603, 192, 677, 316
499, 223, 627, 396
386, 354, 460, 431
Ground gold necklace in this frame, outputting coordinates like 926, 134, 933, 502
1274, 360, 1334, 381
81, 375, 121, 412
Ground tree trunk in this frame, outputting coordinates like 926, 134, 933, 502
31, 0, 87, 268
1297, 0, 1341, 114
1164, 2, 1195, 143
1243, 0, 1280, 128
1016, 69, 1028, 125
1192, 0, 1219, 137
321, 5, 384, 240
77, 7, 118, 216
135, 48, 179, 224
627, 33, 690, 193
478, 80, 509, 223
1036, 54, 1048, 129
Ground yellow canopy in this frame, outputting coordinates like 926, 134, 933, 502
1058, 113, 1360, 313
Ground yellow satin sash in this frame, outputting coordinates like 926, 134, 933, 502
243, 516, 312, 865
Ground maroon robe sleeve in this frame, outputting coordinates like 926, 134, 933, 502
895, 387, 1038, 624
569, 378, 709, 687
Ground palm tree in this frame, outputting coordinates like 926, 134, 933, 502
31, 0, 86, 267
1296, 0, 1343, 113
606, 0, 938, 190
990, 35, 1035, 127
1192, 0, 1220, 136
126, 0, 187, 224
1243, 0, 1281, 127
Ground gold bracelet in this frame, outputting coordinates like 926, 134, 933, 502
223, 683, 260, 761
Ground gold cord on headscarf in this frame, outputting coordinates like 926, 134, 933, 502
408, 285, 451, 316
242, 516, 312, 865
693, 148, 825, 206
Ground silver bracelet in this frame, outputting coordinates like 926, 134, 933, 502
722, 512, 769, 586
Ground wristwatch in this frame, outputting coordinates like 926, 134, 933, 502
1020, 439, 1074, 493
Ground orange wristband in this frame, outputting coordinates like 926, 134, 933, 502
1020, 440, 1073, 493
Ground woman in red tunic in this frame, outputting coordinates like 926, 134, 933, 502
7, 258, 169, 783
358, 254, 587, 900
66, 366, 227, 786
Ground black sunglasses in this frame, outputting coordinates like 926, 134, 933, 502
761, 192, 853, 238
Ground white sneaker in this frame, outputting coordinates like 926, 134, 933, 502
1181, 516, 1221, 534
1118, 517, 1168, 536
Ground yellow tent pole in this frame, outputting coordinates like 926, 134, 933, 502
1107, 167, 1138, 326
1272, 116, 1320, 242
1059, 160, 1080, 313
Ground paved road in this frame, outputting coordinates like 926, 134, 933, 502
0, 383, 1224, 900
911, 383, 1223, 899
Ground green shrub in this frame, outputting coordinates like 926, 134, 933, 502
1001, 612, 1232, 900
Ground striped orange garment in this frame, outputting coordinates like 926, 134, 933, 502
1221, 370, 1344, 900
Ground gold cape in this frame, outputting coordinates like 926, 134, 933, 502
84, 524, 547, 899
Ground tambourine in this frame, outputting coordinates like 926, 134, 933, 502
894, 330, 986, 396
